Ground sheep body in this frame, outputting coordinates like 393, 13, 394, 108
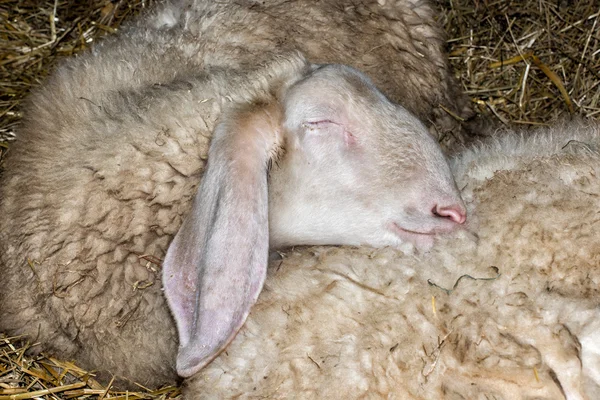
147, 0, 473, 139
185, 120, 600, 399
0, 0, 469, 388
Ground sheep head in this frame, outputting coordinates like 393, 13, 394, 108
162, 64, 465, 377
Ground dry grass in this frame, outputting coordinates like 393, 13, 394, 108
0, 334, 180, 399
438, 0, 599, 125
0, 0, 598, 398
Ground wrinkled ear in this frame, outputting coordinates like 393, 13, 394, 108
162, 103, 283, 378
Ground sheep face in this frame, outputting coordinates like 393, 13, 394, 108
269, 64, 466, 250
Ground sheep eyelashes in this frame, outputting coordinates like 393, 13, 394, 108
162, 65, 467, 377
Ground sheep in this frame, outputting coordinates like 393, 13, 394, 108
0, 0, 469, 389
181, 119, 600, 399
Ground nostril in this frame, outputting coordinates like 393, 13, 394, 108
433, 204, 467, 224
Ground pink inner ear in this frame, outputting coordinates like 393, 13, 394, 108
303, 120, 356, 146
162, 104, 282, 378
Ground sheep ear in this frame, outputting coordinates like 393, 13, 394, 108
162, 104, 282, 378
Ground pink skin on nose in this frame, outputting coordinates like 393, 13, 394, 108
434, 204, 467, 224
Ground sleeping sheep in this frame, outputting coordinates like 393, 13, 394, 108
0, 0, 468, 391
186, 120, 600, 399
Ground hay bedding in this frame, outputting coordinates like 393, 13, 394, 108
0, 335, 180, 399
437, 0, 600, 125
0, 0, 598, 398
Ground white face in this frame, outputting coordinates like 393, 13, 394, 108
268, 65, 465, 250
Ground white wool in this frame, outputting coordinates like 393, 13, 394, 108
151, 5, 181, 29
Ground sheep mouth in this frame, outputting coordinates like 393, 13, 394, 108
390, 223, 435, 237
389, 221, 464, 249
388, 222, 437, 249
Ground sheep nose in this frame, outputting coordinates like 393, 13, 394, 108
433, 203, 467, 224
